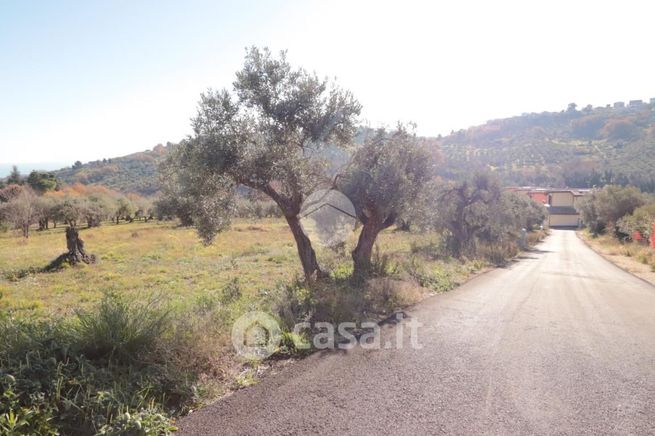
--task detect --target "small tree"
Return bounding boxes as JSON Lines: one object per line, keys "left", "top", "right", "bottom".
{"left": 134, "top": 198, "right": 154, "bottom": 221}
{"left": 53, "top": 196, "right": 85, "bottom": 228}
{"left": 35, "top": 196, "right": 58, "bottom": 230}
{"left": 339, "top": 126, "right": 436, "bottom": 275}
{"left": 435, "top": 173, "right": 504, "bottom": 257}
{"left": 6, "top": 165, "right": 22, "bottom": 185}
{"left": 0, "top": 184, "right": 24, "bottom": 203}
{"left": 578, "top": 185, "right": 646, "bottom": 235}
{"left": 114, "top": 197, "right": 135, "bottom": 224}
{"left": 27, "top": 170, "right": 58, "bottom": 193}
{"left": 0, "top": 187, "right": 39, "bottom": 237}
{"left": 503, "top": 192, "right": 547, "bottom": 230}
{"left": 156, "top": 161, "right": 199, "bottom": 226}
{"left": 83, "top": 194, "right": 113, "bottom": 227}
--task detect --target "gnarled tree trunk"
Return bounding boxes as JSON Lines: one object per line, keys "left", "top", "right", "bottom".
{"left": 65, "top": 227, "right": 95, "bottom": 264}
{"left": 352, "top": 210, "right": 395, "bottom": 277}
{"left": 45, "top": 227, "right": 96, "bottom": 271}
{"left": 285, "top": 215, "right": 323, "bottom": 281}
{"left": 352, "top": 221, "right": 382, "bottom": 277}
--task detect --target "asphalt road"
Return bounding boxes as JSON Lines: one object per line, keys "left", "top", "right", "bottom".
{"left": 178, "top": 230, "right": 655, "bottom": 435}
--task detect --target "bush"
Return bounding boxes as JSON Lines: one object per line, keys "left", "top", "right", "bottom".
{"left": 0, "top": 293, "right": 205, "bottom": 435}
{"left": 578, "top": 185, "right": 647, "bottom": 235}
{"left": 404, "top": 257, "right": 456, "bottom": 293}
{"left": 478, "top": 241, "right": 519, "bottom": 266}
{"left": 76, "top": 292, "right": 170, "bottom": 363}
{"left": 617, "top": 203, "right": 655, "bottom": 241}
{"left": 96, "top": 407, "right": 176, "bottom": 435}
{"left": 369, "top": 246, "right": 400, "bottom": 278}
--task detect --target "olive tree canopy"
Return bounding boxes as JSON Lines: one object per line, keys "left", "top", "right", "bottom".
{"left": 164, "top": 47, "right": 361, "bottom": 280}
{"left": 338, "top": 126, "right": 437, "bottom": 275}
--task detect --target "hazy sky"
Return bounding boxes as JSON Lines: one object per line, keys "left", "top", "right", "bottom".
{"left": 1, "top": 0, "right": 654, "bottom": 165}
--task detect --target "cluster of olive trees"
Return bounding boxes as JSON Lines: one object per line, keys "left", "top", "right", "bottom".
{"left": 162, "top": 47, "right": 438, "bottom": 280}
{"left": 0, "top": 184, "right": 154, "bottom": 238}
{"left": 407, "top": 173, "right": 546, "bottom": 258}
{"left": 577, "top": 185, "right": 648, "bottom": 235}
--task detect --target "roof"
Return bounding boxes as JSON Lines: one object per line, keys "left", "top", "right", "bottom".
{"left": 548, "top": 189, "right": 591, "bottom": 196}
{"left": 547, "top": 206, "right": 579, "bottom": 215}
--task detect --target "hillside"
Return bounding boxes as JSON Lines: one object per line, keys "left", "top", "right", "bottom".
{"left": 438, "top": 100, "right": 655, "bottom": 191}
{"left": 48, "top": 101, "right": 655, "bottom": 194}
{"left": 52, "top": 143, "right": 170, "bottom": 195}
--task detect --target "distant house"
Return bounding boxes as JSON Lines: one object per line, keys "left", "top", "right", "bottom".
{"left": 629, "top": 99, "right": 644, "bottom": 108}
{"left": 546, "top": 190, "right": 587, "bottom": 227}
{"left": 507, "top": 187, "right": 588, "bottom": 227}
{"left": 651, "top": 97, "right": 655, "bottom": 106}
{"left": 614, "top": 101, "right": 625, "bottom": 109}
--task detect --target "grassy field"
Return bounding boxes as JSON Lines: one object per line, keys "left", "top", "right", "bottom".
{"left": 1, "top": 219, "right": 300, "bottom": 316}
{"left": 0, "top": 218, "right": 485, "bottom": 318}
{"left": 1, "top": 219, "right": 535, "bottom": 434}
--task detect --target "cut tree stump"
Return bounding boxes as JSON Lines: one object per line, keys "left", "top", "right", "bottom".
{"left": 44, "top": 227, "right": 96, "bottom": 271}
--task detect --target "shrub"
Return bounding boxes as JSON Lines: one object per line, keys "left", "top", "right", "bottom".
{"left": 0, "top": 293, "right": 206, "bottom": 435}
{"left": 404, "top": 257, "right": 455, "bottom": 293}
{"left": 617, "top": 203, "right": 655, "bottom": 241}
{"left": 578, "top": 185, "right": 647, "bottom": 235}
{"left": 96, "top": 407, "right": 176, "bottom": 435}
{"left": 75, "top": 292, "right": 170, "bottom": 363}
{"left": 478, "top": 241, "right": 519, "bottom": 266}
{"left": 369, "top": 246, "right": 400, "bottom": 278}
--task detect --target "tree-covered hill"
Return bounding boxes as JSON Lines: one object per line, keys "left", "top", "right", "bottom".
{"left": 438, "top": 101, "right": 655, "bottom": 191}
{"left": 47, "top": 100, "right": 655, "bottom": 195}
{"left": 52, "top": 144, "right": 170, "bottom": 195}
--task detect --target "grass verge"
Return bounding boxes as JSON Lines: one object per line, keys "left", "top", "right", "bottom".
{"left": 578, "top": 230, "right": 655, "bottom": 286}
{"left": 0, "top": 219, "right": 545, "bottom": 433}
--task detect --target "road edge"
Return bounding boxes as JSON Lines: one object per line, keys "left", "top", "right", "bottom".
{"left": 576, "top": 231, "right": 655, "bottom": 289}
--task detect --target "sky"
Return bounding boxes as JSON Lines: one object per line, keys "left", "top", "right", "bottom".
{"left": 1, "top": 0, "right": 655, "bottom": 167}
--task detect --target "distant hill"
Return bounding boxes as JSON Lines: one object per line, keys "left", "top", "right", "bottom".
{"left": 45, "top": 100, "right": 655, "bottom": 195}
{"left": 438, "top": 100, "right": 655, "bottom": 191}
{"left": 52, "top": 144, "right": 170, "bottom": 195}
{"left": 0, "top": 162, "right": 68, "bottom": 178}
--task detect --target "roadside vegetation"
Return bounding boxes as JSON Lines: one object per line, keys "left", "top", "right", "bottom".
{"left": 0, "top": 48, "right": 548, "bottom": 434}
{"left": 577, "top": 184, "right": 655, "bottom": 273}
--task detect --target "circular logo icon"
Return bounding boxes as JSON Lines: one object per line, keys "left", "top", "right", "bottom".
{"left": 299, "top": 189, "right": 357, "bottom": 247}
{"left": 231, "top": 311, "right": 282, "bottom": 360}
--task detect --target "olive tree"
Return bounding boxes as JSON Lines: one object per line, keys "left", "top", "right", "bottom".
{"left": 0, "top": 187, "right": 39, "bottom": 238}
{"left": 113, "top": 197, "right": 135, "bottom": 224}
{"left": 502, "top": 192, "right": 546, "bottom": 230}
{"left": 435, "top": 173, "right": 504, "bottom": 257}
{"left": 35, "top": 196, "right": 58, "bottom": 230}
{"left": 338, "top": 126, "right": 436, "bottom": 275}
{"left": 165, "top": 47, "right": 361, "bottom": 280}
{"left": 577, "top": 185, "right": 646, "bottom": 235}
{"left": 0, "top": 184, "right": 24, "bottom": 203}
{"left": 158, "top": 139, "right": 235, "bottom": 234}
{"left": 84, "top": 194, "right": 114, "bottom": 227}
{"left": 157, "top": 154, "right": 207, "bottom": 226}
{"left": 53, "top": 196, "right": 85, "bottom": 228}
{"left": 27, "top": 170, "right": 58, "bottom": 193}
